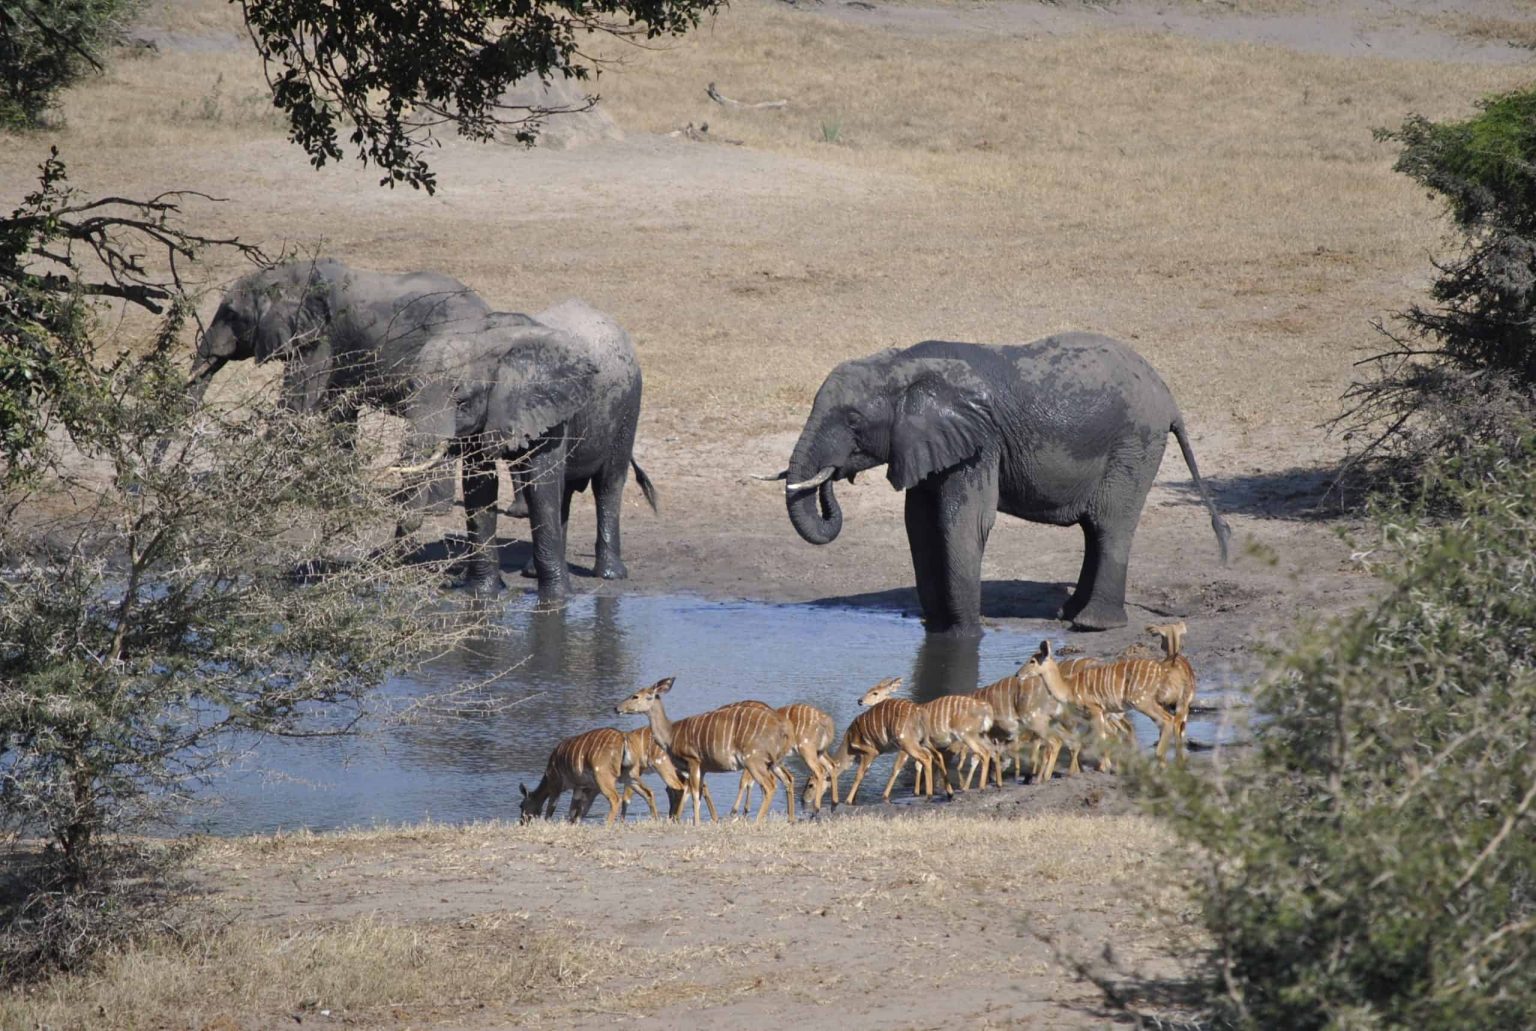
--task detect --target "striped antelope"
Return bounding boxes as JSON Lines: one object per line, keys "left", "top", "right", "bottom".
{"left": 732, "top": 703, "right": 841, "bottom": 816}
{"left": 1024, "top": 639, "right": 1180, "bottom": 769}
{"left": 521, "top": 727, "right": 632, "bottom": 826}
{"left": 921, "top": 694, "right": 996, "bottom": 792}
{"left": 1145, "top": 621, "right": 1197, "bottom": 760}
{"left": 832, "top": 677, "right": 949, "bottom": 803}
{"left": 608, "top": 726, "right": 686, "bottom": 820}
{"left": 614, "top": 678, "right": 796, "bottom": 825}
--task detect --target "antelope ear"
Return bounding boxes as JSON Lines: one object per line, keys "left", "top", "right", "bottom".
{"left": 888, "top": 366, "right": 993, "bottom": 491}
{"left": 654, "top": 676, "right": 675, "bottom": 695}
{"left": 519, "top": 784, "right": 528, "bottom": 799}
{"left": 1037, "top": 640, "right": 1053, "bottom": 660}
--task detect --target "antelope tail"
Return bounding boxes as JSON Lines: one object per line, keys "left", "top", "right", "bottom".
{"left": 1171, "top": 417, "right": 1231, "bottom": 565}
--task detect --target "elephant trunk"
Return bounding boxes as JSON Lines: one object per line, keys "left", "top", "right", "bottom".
{"left": 786, "top": 425, "right": 843, "bottom": 546}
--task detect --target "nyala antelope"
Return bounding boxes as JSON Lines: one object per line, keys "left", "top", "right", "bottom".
{"left": 920, "top": 694, "right": 996, "bottom": 792}
{"left": 732, "top": 703, "right": 841, "bottom": 816}
{"left": 831, "top": 677, "right": 949, "bottom": 803}
{"left": 615, "top": 677, "right": 796, "bottom": 825}
{"left": 1024, "top": 639, "right": 1181, "bottom": 769}
{"left": 1145, "top": 621, "right": 1197, "bottom": 760}
{"left": 521, "top": 727, "right": 646, "bottom": 826}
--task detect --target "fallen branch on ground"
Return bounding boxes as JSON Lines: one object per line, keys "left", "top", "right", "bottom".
{"left": 706, "top": 83, "right": 788, "bottom": 110}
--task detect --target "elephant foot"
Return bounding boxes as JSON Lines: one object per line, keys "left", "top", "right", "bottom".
{"left": 595, "top": 556, "right": 629, "bottom": 580}
{"left": 920, "top": 619, "right": 984, "bottom": 639}
{"left": 1057, "top": 591, "right": 1086, "bottom": 622}
{"left": 465, "top": 571, "right": 506, "bottom": 595}
{"left": 1069, "top": 600, "right": 1129, "bottom": 631}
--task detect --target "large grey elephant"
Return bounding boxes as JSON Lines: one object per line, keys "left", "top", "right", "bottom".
{"left": 193, "top": 260, "right": 655, "bottom": 591}
{"left": 772, "top": 333, "right": 1230, "bottom": 634}
{"left": 393, "top": 301, "right": 656, "bottom": 596}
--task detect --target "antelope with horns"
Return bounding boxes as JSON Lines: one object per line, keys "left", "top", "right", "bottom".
{"left": 521, "top": 728, "right": 634, "bottom": 826}
{"left": 732, "top": 703, "right": 841, "bottom": 816}
{"left": 832, "top": 677, "right": 949, "bottom": 803}
{"left": 614, "top": 678, "right": 796, "bottom": 825}
{"left": 1023, "top": 640, "right": 1179, "bottom": 770}
{"left": 921, "top": 694, "right": 996, "bottom": 792}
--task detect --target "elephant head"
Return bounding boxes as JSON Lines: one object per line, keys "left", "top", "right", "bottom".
{"left": 783, "top": 348, "right": 996, "bottom": 545}
{"left": 189, "top": 261, "right": 337, "bottom": 409}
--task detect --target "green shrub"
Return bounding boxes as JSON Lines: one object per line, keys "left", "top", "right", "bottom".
{"left": 1133, "top": 443, "right": 1536, "bottom": 1030}
{"left": 1343, "top": 85, "right": 1536, "bottom": 478}
{"left": 0, "top": 0, "right": 138, "bottom": 129}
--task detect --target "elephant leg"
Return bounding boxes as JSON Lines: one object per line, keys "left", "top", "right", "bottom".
{"left": 924, "top": 458, "right": 999, "bottom": 636}
{"left": 592, "top": 460, "right": 631, "bottom": 581}
{"left": 904, "top": 488, "right": 949, "bottom": 631}
{"left": 461, "top": 452, "right": 503, "bottom": 594}
{"left": 1068, "top": 519, "right": 1133, "bottom": 631}
{"left": 1059, "top": 524, "right": 1100, "bottom": 622}
{"left": 521, "top": 480, "right": 574, "bottom": 579}
{"left": 523, "top": 443, "right": 572, "bottom": 598}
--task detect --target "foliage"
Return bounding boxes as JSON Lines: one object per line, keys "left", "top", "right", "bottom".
{"left": 0, "top": 0, "right": 137, "bottom": 129}
{"left": 0, "top": 153, "right": 494, "bottom": 977}
{"left": 1341, "top": 85, "right": 1536, "bottom": 479}
{"left": 1129, "top": 442, "right": 1536, "bottom": 1030}
{"left": 237, "top": 0, "right": 726, "bottom": 192}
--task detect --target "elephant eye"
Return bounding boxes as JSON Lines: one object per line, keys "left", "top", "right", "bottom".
{"left": 846, "top": 411, "right": 864, "bottom": 430}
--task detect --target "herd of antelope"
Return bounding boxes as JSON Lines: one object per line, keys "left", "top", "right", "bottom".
{"left": 518, "top": 621, "right": 1199, "bottom": 825}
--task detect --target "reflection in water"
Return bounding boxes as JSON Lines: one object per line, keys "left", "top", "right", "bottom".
{"left": 199, "top": 594, "right": 1245, "bottom": 833}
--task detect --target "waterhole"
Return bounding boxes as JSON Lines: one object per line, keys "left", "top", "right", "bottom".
{"left": 198, "top": 594, "right": 1249, "bottom": 833}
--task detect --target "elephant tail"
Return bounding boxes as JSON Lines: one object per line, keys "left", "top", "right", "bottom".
{"left": 1171, "top": 418, "right": 1231, "bottom": 565}
{"left": 631, "top": 459, "right": 660, "bottom": 513}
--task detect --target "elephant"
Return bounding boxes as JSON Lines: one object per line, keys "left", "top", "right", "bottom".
{"left": 772, "top": 333, "right": 1230, "bottom": 634}
{"left": 192, "top": 260, "right": 656, "bottom": 592}
{"left": 189, "top": 258, "right": 495, "bottom": 519}
{"left": 394, "top": 300, "right": 656, "bottom": 595}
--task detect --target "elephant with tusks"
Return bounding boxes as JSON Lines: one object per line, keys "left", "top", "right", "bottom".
{"left": 192, "top": 259, "right": 655, "bottom": 595}
{"left": 766, "top": 334, "right": 1229, "bottom": 634}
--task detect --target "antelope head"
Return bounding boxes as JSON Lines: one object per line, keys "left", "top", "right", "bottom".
{"left": 1145, "top": 621, "right": 1187, "bottom": 659}
{"left": 615, "top": 676, "right": 675, "bottom": 716}
{"left": 858, "top": 676, "right": 903, "bottom": 707}
{"left": 1020, "top": 640, "right": 1073, "bottom": 705}
{"left": 518, "top": 783, "right": 539, "bottom": 825}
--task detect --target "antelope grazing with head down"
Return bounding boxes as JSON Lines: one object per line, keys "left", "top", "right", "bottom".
{"left": 521, "top": 727, "right": 632, "bottom": 825}
{"left": 832, "top": 677, "right": 948, "bottom": 803}
{"left": 615, "top": 678, "right": 796, "bottom": 825}
{"left": 1023, "top": 639, "right": 1180, "bottom": 769}
{"left": 732, "top": 703, "right": 841, "bottom": 816}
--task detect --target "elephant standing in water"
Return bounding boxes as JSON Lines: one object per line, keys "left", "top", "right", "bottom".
{"left": 773, "top": 333, "right": 1230, "bottom": 634}
{"left": 193, "top": 260, "right": 655, "bottom": 593}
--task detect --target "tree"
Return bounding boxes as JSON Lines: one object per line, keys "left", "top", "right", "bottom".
{"left": 0, "top": 0, "right": 136, "bottom": 129}
{"left": 1122, "top": 446, "right": 1536, "bottom": 1029}
{"left": 1339, "top": 85, "right": 1536, "bottom": 477}
{"left": 238, "top": 0, "right": 727, "bottom": 192}
{"left": 0, "top": 152, "right": 493, "bottom": 978}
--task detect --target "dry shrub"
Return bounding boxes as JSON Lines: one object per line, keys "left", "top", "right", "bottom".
{"left": 0, "top": 910, "right": 613, "bottom": 1029}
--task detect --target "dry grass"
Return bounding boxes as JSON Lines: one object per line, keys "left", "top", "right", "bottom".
{"left": 1445, "top": 14, "right": 1536, "bottom": 48}
{"left": 9, "top": 0, "right": 1526, "bottom": 452}
{"left": 0, "top": 910, "right": 619, "bottom": 1030}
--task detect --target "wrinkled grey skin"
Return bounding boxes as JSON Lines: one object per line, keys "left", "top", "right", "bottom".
{"left": 421, "top": 300, "right": 656, "bottom": 596}
{"left": 191, "top": 258, "right": 495, "bottom": 521}
{"left": 782, "top": 334, "right": 1230, "bottom": 634}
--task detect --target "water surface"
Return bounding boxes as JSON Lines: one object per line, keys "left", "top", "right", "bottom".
{"left": 198, "top": 594, "right": 1247, "bottom": 833}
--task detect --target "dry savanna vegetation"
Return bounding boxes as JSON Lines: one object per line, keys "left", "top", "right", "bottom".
{"left": 6, "top": 0, "right": 1536, "bottom": 1026}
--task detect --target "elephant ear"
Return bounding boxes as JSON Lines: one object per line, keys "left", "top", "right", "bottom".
{"left": 486, "top": 327, "right": 601, "bottom": 451}
{"left": 887, "top": 363, "right": 994, "bottom": 491}
{"left": 253, "top": 263, "right": 330, "bottom": 362}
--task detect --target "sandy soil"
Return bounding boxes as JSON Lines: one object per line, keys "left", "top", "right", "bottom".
{"left": 7, "top": 0, "right": 1536, "bottom": 1026}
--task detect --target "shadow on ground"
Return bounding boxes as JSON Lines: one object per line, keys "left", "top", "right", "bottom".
{"left": 1166, "top": 464, "right": 1347, "bottom": 522}
{"left": 809, "top": 578, "right": 1072, "bottom": 623}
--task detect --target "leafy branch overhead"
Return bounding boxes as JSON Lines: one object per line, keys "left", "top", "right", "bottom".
{"left": 237, "top": 0, "right": 727, "bottom": 192}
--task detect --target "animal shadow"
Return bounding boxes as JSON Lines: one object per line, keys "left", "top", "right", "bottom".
{"left": 808, "top": 579, "right": 1071, "bottom": 623}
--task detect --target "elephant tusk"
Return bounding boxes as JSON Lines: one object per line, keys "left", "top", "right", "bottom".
{"left": 786, "top": 466, "right": 836, "bottom": 492}
{"left": 751, "top": 470, "right": 788, "bottom": 481}
{"left": 388, "top": 441, "right": 452, "bottom": 475}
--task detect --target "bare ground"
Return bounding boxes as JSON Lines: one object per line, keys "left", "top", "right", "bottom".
{"left": 6, "top": 0, "right": 1536, "bottom": 1026}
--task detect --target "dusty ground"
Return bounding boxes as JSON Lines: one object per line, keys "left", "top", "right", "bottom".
{"left": 6, "top": 0, "right": 1535, "bottom": 1026}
